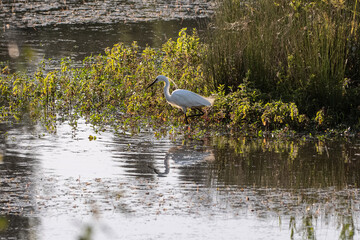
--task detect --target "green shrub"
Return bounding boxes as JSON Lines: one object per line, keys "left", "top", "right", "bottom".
{"left": 209, "top": 71, "right": 306, "bottom": 131}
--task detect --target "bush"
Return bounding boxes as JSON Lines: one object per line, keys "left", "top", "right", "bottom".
{"left": 209, "top": 71, "right": 307, "bottom": 131}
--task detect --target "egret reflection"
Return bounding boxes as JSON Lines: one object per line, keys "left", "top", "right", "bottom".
{"left": 149, "top": 145, "right": 214, "bottom": 176}
{"left": 8, "top": 42, "right": 20, "bottom": 59}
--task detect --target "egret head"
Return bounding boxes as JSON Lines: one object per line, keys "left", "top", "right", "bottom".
{"left": 146, "top": 75, "right": 168, "bottom": 89}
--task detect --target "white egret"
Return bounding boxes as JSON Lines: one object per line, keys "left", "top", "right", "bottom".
{"left": 146, "top": 75, "right": 214, "bottom": 124}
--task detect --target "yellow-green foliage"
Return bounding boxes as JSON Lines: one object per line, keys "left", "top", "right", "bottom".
{"left": 0, "top": 29, "right": 209, "bottom": 133}
{"left": 210, "top": 72, "right": 307, "bottom": 131}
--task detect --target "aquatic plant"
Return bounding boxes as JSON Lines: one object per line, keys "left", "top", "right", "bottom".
{"left": 209, "top": 71, "right": 307, "bottom": 132}
{"left": 0, "top": 29, "right": 210, "bottom": 136}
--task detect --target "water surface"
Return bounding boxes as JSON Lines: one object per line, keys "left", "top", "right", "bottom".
{"left": 1, "top": 1, "right": 360, "bottom": 239}
{"left": 0, "top": 122, "right": 359, "bottom": 239}
{"left": 1, "top": 19, "right": 209, "bottom": 72}
{"left": 0, "top": 0, "right": 213, "bottom": 72}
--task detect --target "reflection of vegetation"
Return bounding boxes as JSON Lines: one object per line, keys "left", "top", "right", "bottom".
{"left": 207, "top": 136, "right": 360, "bottom": 239}
{"left": 289, "top": 216, "right": 296, "bottom": 239}
{"left": 289, "top": 215, "right": 317, "bottom": 240}
{"left": 78, "top": 225, "right": 93, "bottom": 240}
{"left": 339, "top": 216, "right": 355, "bottom": 240}
{"left": 210, "top": 136, "right": 360, "bottom": 188}
{"left": 287, "top": 213, "right": 356, "bottom": 239}
{"left": 302, "top": 215, "right": 316, "bottom": 240}
{"left": 0, "top": 216, "right": 8, "bottom": 232}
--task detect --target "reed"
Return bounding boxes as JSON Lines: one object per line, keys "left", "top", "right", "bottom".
{"left": 205, "top": 0, "right": 360, "bottom": 124}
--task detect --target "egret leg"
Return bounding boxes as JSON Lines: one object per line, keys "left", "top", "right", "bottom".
{"left": 184, "top": 113, "right": 189, "bottom": 124}
{"left": 187, "top": 108, "right": 204, "bottom": 118}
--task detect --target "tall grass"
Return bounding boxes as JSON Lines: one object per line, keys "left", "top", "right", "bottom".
{"left": 205, "top": 0, "right": 360, "bottom": 124}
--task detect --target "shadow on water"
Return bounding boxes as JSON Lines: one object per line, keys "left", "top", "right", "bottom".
{"left": 0, "top": 121, "right": 359, "bottom": 239}
{"left": 0, "top": 0, "right": 213, "bottom": 73}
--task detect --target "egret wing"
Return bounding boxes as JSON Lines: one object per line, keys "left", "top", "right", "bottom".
{"left": 170, "top": 89, "right": 212, "bottom": 109}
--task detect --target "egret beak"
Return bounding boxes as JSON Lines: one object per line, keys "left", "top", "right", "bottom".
{"left": 146, "top": 79, "right": 157, "bottom": 90}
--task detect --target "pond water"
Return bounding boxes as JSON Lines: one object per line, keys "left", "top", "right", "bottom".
{"left": 1, "top": 1, "right": 360, "bottom": 239}
{"left": 0, "top": 18, "right": 209, "bottom": 72}
{"left": 0, "top": 0, "right": 213, "bottom": 72}
{"left": 0, "top": 121, "right": 359, "bottom": 239}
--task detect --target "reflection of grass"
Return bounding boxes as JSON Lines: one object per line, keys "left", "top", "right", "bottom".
{"left": 339, "top": 216, "right": 355, "bottom": 239}
{"left": 303, "top": 215, "right": 316, "bottom": 240}
{"left": 78, "top": 225, "right": 93, "bottom": 240}
{"left": 211, "top": 136, "right": 360, "bottom": 189}
{"left": 209, "top": 135, "right": 360, "bottom": 239}
{"left": 0, "top": 216, "right": 8, "bottom": 232}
